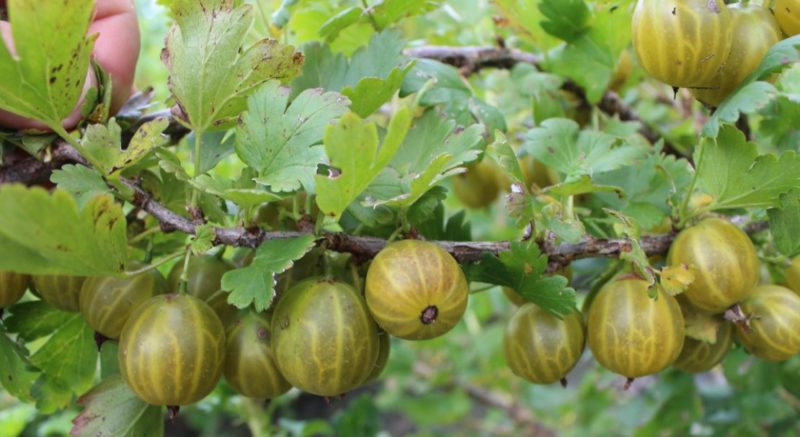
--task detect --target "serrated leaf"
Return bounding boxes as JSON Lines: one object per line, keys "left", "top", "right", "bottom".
{"left": 342, "top": 63, "right": 414, "bottom": 118}
{"left": 541, "top": 2, "right": 631, "bottom": 103}
{"left": 464, "top": 240, "right": 576, "bottom": 317}
{"left": 293, "top": 30, "right": 408, "bottom": 117}
{"left": 317, "top": 109, "right": 411, "bottom": 219}
{"left": 768, "top": 190, "right": 800, "bottom": 257}
{"left": 695, "top": 126, "right": 800, "bottom": 211}
{"left": 81, "top": 118, "right": 168, "bottom": 177}
{"left": 50, "top": 165, "right": 110, "bottom": 209}
{"left": 4, "top": 301, "right": 75, "bottom": 342}
{"left": 190, "top": 224, "right": 216, "bottom": 255}
{"left": 371, "top": 0, "right": 441, "bottom": 28}
{"left": 369, "top": 110, "right": 484, "bottom": 207}
{"left": 72, "top": 375, "right": 164, "bottom": 437}
{"left": 319, "top": 6, "right": 362, "bottom": 42}
{"left": 594, "top": 149, "right": 693, "bottom": 231}
{"left": 545, "top": 176, "right": 623, "bottom": 197}
{"left": 538, "top": 0, "right": 591, "bottom": 41}
{"left": 163, "top": 0, "right": 303, "bottom": 131}
{"left": 192, "top": 130, "right": 235, "bottom": 174}
{"left": 191, "top": 172, "right": 284, "bottom": 210}
{"left": 221, "top": 235, "right": 316, "bottom": 311}
{"left": 703, "top": 36, "right": 800, "bottom": 137}
{"left": 0, "top": 186, "right": 127, "bottom": 276}
{"left": 236, "top": 81, "right": 349, "bottom": 193}
{"left": 30, "top": 314, "right": 98, "bottom": 413}
{"left": 400, "top": 59, "right": 507, "bottom": 133}
{"left": 0, "top": 325, "right": 38, "bottom": 402}
{"left": 0, "top": 0, "right": 95, "bottom": 128}
{"left": 525, "top": 118, "right": 647, "bottom": 178}
{"left": 660, "top": 264, "right": 695, "bottom": 297}
{"left": 486, "top": 132, "right": 525, "bottom": 188}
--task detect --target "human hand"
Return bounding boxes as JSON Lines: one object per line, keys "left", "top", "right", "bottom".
{"left": 0, "top": 0, "right": 140, "bottom": 130}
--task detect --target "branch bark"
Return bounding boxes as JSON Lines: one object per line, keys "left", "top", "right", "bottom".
{"left": 404, "top": 45, "right": 679, "bottom": 155}
{"left": 3, "top": 140, "right": 768, "bottom": 267}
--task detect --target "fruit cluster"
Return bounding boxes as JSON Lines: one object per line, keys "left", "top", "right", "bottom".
{"left": 0, "top": 239, "right": 470, "bottom": 408}
{"left": 632, "top": 0, "right": 798, "bottom": 106}
{"left": 504, "top": 218, "right": 800, "bottom": 387}
{"left": 2, "top": 218, "right": 799, "bottom": 408}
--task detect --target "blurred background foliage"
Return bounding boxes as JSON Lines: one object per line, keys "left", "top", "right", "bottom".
{"left": 1, "top": 0, "right": 799, "bottom": 436}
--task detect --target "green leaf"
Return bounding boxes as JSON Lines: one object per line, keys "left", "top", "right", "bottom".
{"left": 319, "top": 7, "right": 362, "bottom": 42}
{"left": 164, "top": 0, "right": 303, "bottom": 131}
{"left": 464, "top": 240, "right": 577, "bottom": 317}
{"left": 493, "top": 0, "right": 561, "bottom": 49}
{"left": 695, "top": 126, "right": 800, "bottom": 211}
{"left": 768, "top": 191, "right": 800, "bottom": 257}
{"left": 758, "top": 95, "right": 800, "bottom": 152}
{"left": 72, "top": 376, "right": 164, "bottom": 437}
{"left": 342, "top": 63, "right": 414, "bottom": 118}
{"left": 190, "top": 224, "right": 216, "bottom": 255}
{"left": 81, "top": 118, "right": 169, "bottom": 177}
{"left": 30, "top": 314, "right": 98, "bottom": 413}
{"left": 369, "top": 110, "right": 484, "bottom": 207}
{"left": 525, "top": 118, "right": 648, "bottom": 178}
{"left": 0, "top": 325, "right": 38, "bottom": 402}
{"left": 221, "top": 235, "right": 316, "bottom": 311}
{"left": 317, "top": 109, "right": 411, "bottom": 219}
{"left": 292, "top": 30, "right": 409, "bottom": 117}
{"left": 4, "top": 301, "right": 75, "bottom": 343}
{"left": 703, "top": 36, "right": 800, "bottom": 137}
{"left": 50, "top": 165, "right": 110, "bottom": 209}
{"left": 0, "top": 0, "right": 95, "bottom": 128}
{"left": 194, "top": 130, "right": 234, "bottom": 174}
{"left": 236, "top": 81, "right": 349, "bottom": 193}
{"left": 486, "top": 132, "right": 525, "bottom": 189}
{"left": 191, "top": 171, "right": 284, "bottom": 210}
{"left": 538, "top": 0, "right": 591, "bottom": 41}
{"left": 542, "top": 2, "right": 631, "bottom": 103}
{"left": 371, "top": 0, "right": 441, "bottom": 28}
{"left": 400, "top": 59, "right": 507, "bottom": 133}
{"left": 594, "top": 149, "right": 693, "bottom": 230}
{"left": 701, "top": 81, "right": 778, "bottom": 138}
{"left": 0, "top": 186, "right": 127, "bottom": 276}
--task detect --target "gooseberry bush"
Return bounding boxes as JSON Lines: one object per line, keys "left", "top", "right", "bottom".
{"left": 1, "top": 0, "right": 800, "bottom": 435}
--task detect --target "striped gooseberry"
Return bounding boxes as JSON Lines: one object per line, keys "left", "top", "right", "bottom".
{"left": 168, "top": 255, "right": 239, "bottom": 326}
{"left": 691, "top": 4, "right": 782, "bottom": 106}
{"left": 632, "top": 0, "right": 733, "bottom": 88}
{"left": 365, "top": 240, "right": 469, "bottom": 340}
{"left": 667, "top": 218, "right": 759, "bottom": 314}
{"left": 0, "top": 270, "right": 29, "bottom": 312}
{"left": 272, "top": 279, "right": 379, "bottom": 396}
{"left": 31, "top": 274, "right": 85, "bottom": 312}
{"left": 79, "top": 262, "right": 168, "bottom": 339}
{"left": 776, "top": 0, "right": 800, "bottom": 36}
{"left": 736, "top": 285, "right": 800, "bottom": 362}
{"left": 118, "top": 294, "right": 226, "bottom": 406}
{"left": 503, "top": 303, "right": 585, "bottom": 385}
{"left": 223, "top": 313, "right": 291, "bottom": 399}
{"left": 587, "top": 276, "right": 685, "bottom": 380}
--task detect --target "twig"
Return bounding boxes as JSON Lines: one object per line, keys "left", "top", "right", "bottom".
{"left": 1, "top": 140, "right": 768, "bottom": 265}
{"left": 405, "top": 45, "right": 681, "bottom": 156}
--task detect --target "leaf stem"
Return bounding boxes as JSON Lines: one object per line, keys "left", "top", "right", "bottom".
{"left": 361, "top": 0, "right": 380, "bottom": 31}
{"left": 178, "top": 246, "right": 193, "bottom": 294}
{"left": 52, "top": 126, "right": 104, "bottom": 172}
{"left": 190, "top": 131, "right": 203, "bottom": 208}
{"left": 677, "top": 141, "right": 705, "bottom": 228}
{"left": 125, "top": 250, "right": 184, "bottom": 277}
